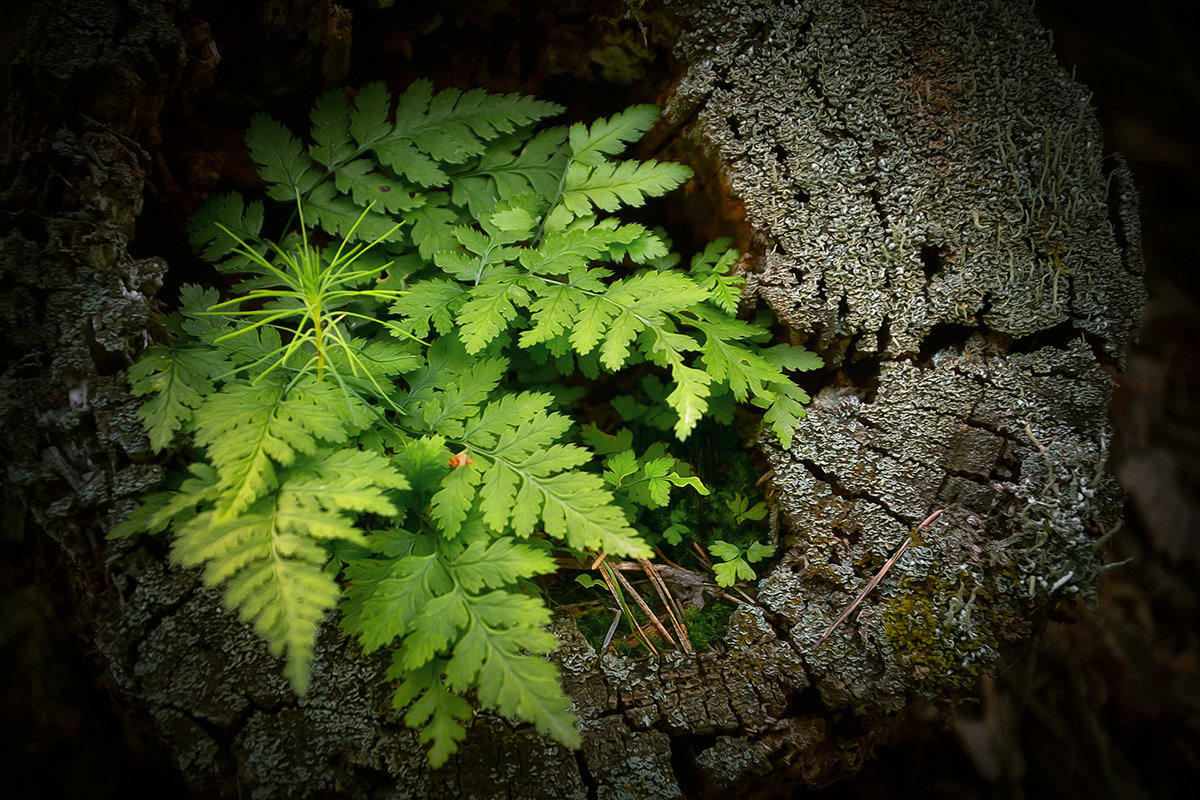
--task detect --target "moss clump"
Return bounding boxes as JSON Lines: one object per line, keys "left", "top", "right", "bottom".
{"left": 681, "top": 603, "right": 735, "bottom": 650}
{"left": 881, "top": 575, "right": 1002, "bottom": 696}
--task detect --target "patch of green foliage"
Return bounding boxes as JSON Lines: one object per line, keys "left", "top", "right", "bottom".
{"left": 681, "top": 604, "right": 736, "bottom": 650}
{"left": 113, "top": 80, "right": 820, "bottom": 767}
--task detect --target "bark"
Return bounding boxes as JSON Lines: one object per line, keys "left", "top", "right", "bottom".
{"left": 0, "top": 1, "right": 1143, "bottom": 798}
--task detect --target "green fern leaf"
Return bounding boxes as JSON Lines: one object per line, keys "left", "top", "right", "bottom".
{"left": 689, "top": 239, "right": 744, "bottom": 315}
{"left": 171, "top": 499, "right": 340, "bottom": 695}
{"left": 128, "top": 341, "right": 228, "bottom": 452}
{"left": 334, "top": 158, "right": 423, "bottom": 213}
{"left": 393, "top": 80, "right": 563, "bottom": 164}
{"left": 447, "top": 591, "right": 579, "bottom": 747}
{"left": 279, "top": 449, "right": 409, "bottom": 522}
{"left": 451, "top": 127, "right": 567, "bottom": 217}
{"left": 309, "top": 90, "right": 356, "bottom": 170}
{"left": 411, "top": 353, "right": 507, "bottom": 438}
{"left": 760, "top": 342, "right": 824, "bottom": 373}
{"left": 109, "top": 462, "right": 220, "bottom": 539}
{"left": 430, "top": 459, "right": 482, "bottom": 537}
{"left": 189, "top": 193, "right": 266, "bottom": 267}
{"left": 305, "top": 182, "right": 402, "bottom": 243}
{"left": 194, "top": 375, "right": 359, "bottom": 518}
{"left": 390, "top": 278, "right": 466, "bottom": 339}
{"left": 761, "top": 382, "right": 812, "bottom": 449}
{"left": 519, "top": 280, "right": 580, "bottom": 348}
{"left": 559, "top": 159, "right": 693, "bottom": 218}
{"left": 375, "top": 138, "right": 447, "bottom": 187}
{"left": 390, "top": 658, "right": 472, "bottom": 768}
{"left": 344, "top": 546, "right": 451, "bottom": 653}
{"left": 518, "top": 226, "right": 617, "bottom": 275}
{"left": 347, "top": 81, "right": 394, "bottom": 151}
{"left": 246, "top": 113, "right": 323, "bottom": 201}
{"left": 568, "top": 104, "right": 660, "bottom": 166}
{"left": 594, "top": 271, "right": 709, "bottom": 370}
{"left": 444, "top": 538, "right": 557, "bottom": 593}
{"left": 168, "top": 447, "right": 406, "bottom": 694}
{"left": 664, "top": 361, "right": 713, "bottom": 440}
{"left": 688, "top": 314, "right": 786, "bottom": 402}
{"left": 457, "top": 268, "right": 532, "bottom": 354}
{"left": 398, "top": 589, "right": 471, "bottom": 670}
{"left": 407, "top": 198, "right": 462, "bottom": 259}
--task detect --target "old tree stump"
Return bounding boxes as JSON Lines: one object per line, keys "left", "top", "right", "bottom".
{"left": 0, "top": 0, "right": 1145, "bottom": 797}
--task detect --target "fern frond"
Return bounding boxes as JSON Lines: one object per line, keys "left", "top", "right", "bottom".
{"left": 568, "top": 104, "right": 660, "bottom": 165}
{"left": 447, "top": 590, "right": 578, "bottom": 747}
{"left": 128, "top": 341, "right": 229, "bottom": 452}
{"left": 390, "top": 278, "right": 466, "bottom": 339}
{"left": 109, "top": 462, "right": 220, "bottom": 538}
{"left": 456, "top": 267, "right": 533, "bottom": 354}
{"left": 594, "top": 271, "right": 709, "bottom": 370}
{"left": 348, "top": 528, "right": 573, "bottom": 766}
{"left": 189, "top": 193, "right": 266, "bottom": 268}
{"left": 445, "top": 538, "right": 557, "bottom": 592}
{"left": 687, "top": 313, "right": 787, "bottom": 402}
{"left": 350, "top": 79, "right": 563, "bottom": 185}
{"left": 246, "top": 114, "right": 323, "bottom": 201}
{"left": 761, "top": 382, "right": 814, "bottom": 449}
{"left": 308, "top": 90, "right": 356, "bottom": 170}
{"left": 392, "top": 80, "right": 564, "bottom": 164}
{"left": 167, "top": 446, "right": 405, "bottom": 694}
{"left": 305, "top": 182, "right": 403, "bottom": 243}
{"left": 450, "top": 127, "right": 568, "bottom": 217}
{"left": 689, "top": 239, "right": 744, "bottom": 315}
{"left": 558, "top": 159, "right": 693, "bottom": 219}
{"left": 463, "top": 408, "right": 649, "bottom": 556}
{"left": 407, "top": 197, "right": 462, "bottom": 259}
{"left": 279, "top": 449, "right": 409, "bottom": 522}
{"left": 334, "top": 158, "right": 424, "bottom": 213}
{"left": 390, "top": 658, "right": 472, "bottom": 768}
{"left": 171, "top": 498, "right": 338, "bottom": 695}
{"left": 343, "top": 544, "right": 449, "bottom": 653}
{"left": 194, "top": 375, "right": 359, "bottom": 518}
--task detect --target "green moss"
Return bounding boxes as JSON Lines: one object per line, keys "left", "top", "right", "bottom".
{"left": 571, "top": 603, "right": 641, "bottom": 657}
{"left": 682, "top": 603, "right": 735, "bottom": 650}
{"left": 881, "top": 574, "right": 1003, "bottom": 696}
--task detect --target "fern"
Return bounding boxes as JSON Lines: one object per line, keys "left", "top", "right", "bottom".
{"left": 114, "top": 79, "right": 821, "bottom": 767}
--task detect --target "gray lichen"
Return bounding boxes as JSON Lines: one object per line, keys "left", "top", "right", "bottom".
{"left": 658, "top": 0, "right": 1141, "bottom": 718}
{"left": 666, "top": 0, "right": 1144, "bottom": 359}
{"left": 758, "top": 337, "right": 1124, "bottom": 706}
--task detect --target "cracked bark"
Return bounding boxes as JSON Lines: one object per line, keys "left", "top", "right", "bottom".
{"left": 0, "top": 0, "right": 1142, "bottom": 798}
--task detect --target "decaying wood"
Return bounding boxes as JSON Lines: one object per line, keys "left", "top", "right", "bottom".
{"left": 0, "top": 0, "right": 1143, "bottom": 797}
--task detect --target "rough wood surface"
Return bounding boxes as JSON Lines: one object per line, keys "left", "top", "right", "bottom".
{"left": 659, "top": 0, "right": 1141, "bottom": 713}
{"left": 0, "top": 1, "right": 1144, "bottom": 798}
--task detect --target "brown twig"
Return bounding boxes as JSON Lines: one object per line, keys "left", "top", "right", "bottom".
{"left": 594, "top": 556, "right": 659, "bottom": 656}
{"left": 639, "top": 557, "right": 693, "bottom": 654}
{"left": 732, "top": 585, "right": 759, "bottom": 606}
{"left": 814, "top": 509, "right": 944, "bottom": 650}
{"left": 611, "top": 564, "right": 676, "bottom": 647}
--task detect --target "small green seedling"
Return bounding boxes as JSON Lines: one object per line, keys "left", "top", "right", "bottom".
{"left": 709, "top": 539, "right": 777, "bottom": 587}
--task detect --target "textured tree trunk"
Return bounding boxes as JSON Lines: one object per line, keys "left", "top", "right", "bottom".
{"left": 0, "top": 1, "right": 1143, "bottom": 798}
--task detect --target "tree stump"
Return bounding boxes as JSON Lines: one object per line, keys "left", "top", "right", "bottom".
{"left": 0, "top": 1, "right": 1144, "bottom": 797}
